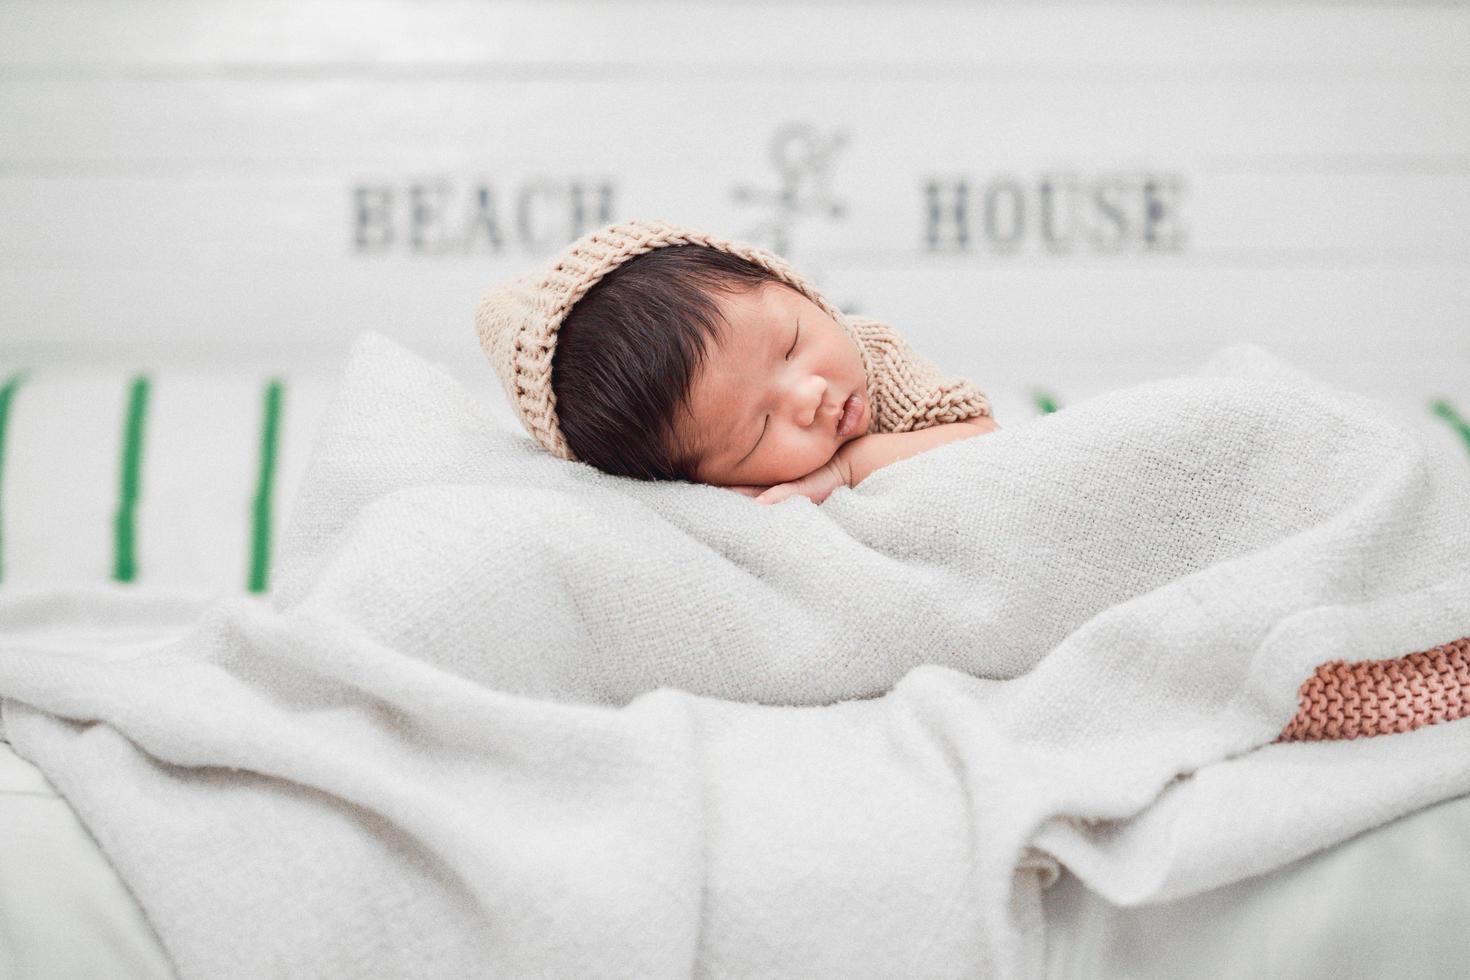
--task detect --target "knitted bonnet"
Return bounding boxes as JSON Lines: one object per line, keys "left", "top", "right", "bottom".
{"left": 474, "top": 218, "right": 862, "bottom": 462}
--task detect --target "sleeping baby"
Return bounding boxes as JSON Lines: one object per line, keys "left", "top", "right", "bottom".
{"left": 475, "top": 218, "right": 997, "bottom": 505}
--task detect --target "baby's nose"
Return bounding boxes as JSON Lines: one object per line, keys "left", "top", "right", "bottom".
{"left": 797, "top": 374, "right": 827, "bottom": 427}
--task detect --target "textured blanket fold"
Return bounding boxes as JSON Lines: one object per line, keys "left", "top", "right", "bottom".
{"left": 2, "top": 333, "right": 1469, "bottom": 978}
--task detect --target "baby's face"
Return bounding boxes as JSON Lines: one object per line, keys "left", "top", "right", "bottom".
{"left": 676, "top": 282, "right": 870, "bottom": 487}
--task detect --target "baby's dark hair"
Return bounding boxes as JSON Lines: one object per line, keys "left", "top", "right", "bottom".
{"left": 552, "top": 244, "right": 790, "bottom": 481}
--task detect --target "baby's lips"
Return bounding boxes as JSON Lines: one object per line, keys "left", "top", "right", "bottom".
{"left": 836, "top": 393, "right": 864, "bottom": 438}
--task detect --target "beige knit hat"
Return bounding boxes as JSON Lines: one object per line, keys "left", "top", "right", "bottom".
{"left": 474, "top": 218, "right": 857, "bottom": 462}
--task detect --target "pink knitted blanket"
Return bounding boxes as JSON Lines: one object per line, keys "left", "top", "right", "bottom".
{"left": 1276, "top": 636, "right": 1470, "bottom": 742}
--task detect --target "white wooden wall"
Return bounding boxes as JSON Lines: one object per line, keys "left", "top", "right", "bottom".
{"left": 2, "top": 0, "right": 1468, "bottom": 414}
{"left": 2, "top": 1, "right": 1468, "bottom": 591}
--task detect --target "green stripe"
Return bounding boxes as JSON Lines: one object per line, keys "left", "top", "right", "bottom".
{"left": 0, "top": 371, "right": 28, "bottom": 584}
{"left": 1033, "top": 390, "right": 1060, "bottom": 415}
{"left": 113, "top": 376, "right": 151, "bottom": 583}
{"left": 1431, "top": 398, "right": 1470, "bottom": 459}
{"left": 248, "top": 379, "right": 285, "bottom": 593}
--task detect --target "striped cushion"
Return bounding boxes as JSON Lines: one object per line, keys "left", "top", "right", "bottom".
{"left": 0, "top": 368, "right": 332, "bottom": 594}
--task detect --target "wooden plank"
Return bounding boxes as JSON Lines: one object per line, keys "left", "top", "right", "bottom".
{"left": 2, "top": 76, "right": 1468, "bottom": 173}
{"left": 830, "top": 265, "right": 1470, "bottom": 366}
{"left": 2, "top": 257, "right": 1466, "bottom": 370}
{"left": 4, "top": 3, "right": 1469, "bottom": 74}
{"left": 2, "top": 170, "right": 1466, "bottom": 267}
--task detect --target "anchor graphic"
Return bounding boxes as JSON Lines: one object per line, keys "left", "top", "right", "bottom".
{"left": 731, "top": 123, "right": 848, "bottom": 256}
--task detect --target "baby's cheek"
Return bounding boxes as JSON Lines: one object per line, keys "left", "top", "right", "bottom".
{"left": 797, "top": 432, "right": 841, "bottom": 475}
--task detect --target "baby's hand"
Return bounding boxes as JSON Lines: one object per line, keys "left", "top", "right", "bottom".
{"left": 754, "top": 455, "right": 853, "bottom": 506}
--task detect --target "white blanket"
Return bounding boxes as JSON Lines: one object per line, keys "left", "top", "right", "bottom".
{"left": 2, "top": 333, "right": 1469, "bottom": 978}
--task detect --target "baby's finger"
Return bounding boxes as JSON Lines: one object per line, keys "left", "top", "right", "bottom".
{"left": 756, "top": 485, "right": 796, "bottom": 505}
